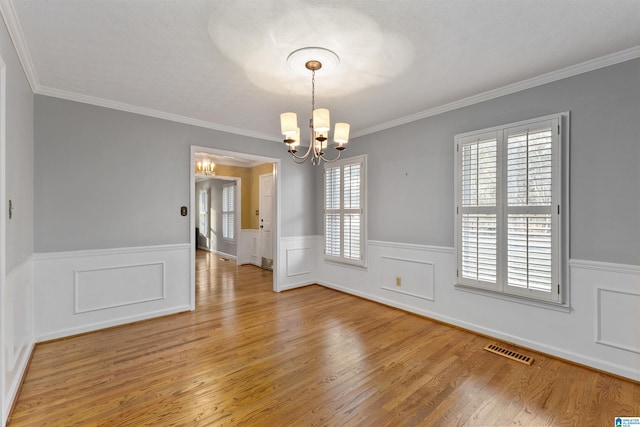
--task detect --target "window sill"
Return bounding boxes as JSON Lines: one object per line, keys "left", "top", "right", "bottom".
{"left": 455, "top": 283, "right": 571, "bottom": 313}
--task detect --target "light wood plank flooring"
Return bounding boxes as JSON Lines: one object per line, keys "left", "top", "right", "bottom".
{"left": 9, "top": 250, "right": 639, "bottom": 426}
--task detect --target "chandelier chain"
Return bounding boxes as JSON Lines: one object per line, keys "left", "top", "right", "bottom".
{"left": 311, "top": 69, "right": 316, "bottom": 116}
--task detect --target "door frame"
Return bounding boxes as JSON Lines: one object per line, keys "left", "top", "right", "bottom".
{"left": 0, "top": 53, "right": 6, "bottom": 426}
{"left": 189, "top": 146, "right": 281, "bottom": 309}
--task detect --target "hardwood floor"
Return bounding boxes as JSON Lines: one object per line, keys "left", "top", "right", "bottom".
{"left": 9, "top": 250, "right": 639, "bottom": 426}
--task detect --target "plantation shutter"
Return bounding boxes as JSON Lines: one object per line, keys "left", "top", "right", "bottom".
{"left": 325, "top": 166, "right": 341, "bottom": 257}
{"left": 343, "top": 163, "right": 362, "bottom": 260}
{"left": 458, "top": 132, "right": 499, "bottom": 290}
{"left": 456, "top": 115, "right": 562, "bottom": 303}
{"left": 223, "top": 184, "right": 235, "bottom": 240}
{"left": 504, "top": 120, "right": 558, "bottom": 298}
{"left": 324, "top": 157, "right": 364, "bottom": 264}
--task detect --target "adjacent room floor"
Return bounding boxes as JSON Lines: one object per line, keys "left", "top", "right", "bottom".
{"left": 9, "top": 250, "right": 639, "bottom": 426}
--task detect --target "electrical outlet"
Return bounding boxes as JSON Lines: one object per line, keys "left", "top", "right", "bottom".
{"left": 395, "top": 276, "right": 402, "bottom": 287}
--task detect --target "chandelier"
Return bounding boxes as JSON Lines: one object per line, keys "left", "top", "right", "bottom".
{"left": 195, "top": 156, "right": 215, "bottom": 176}
{"left": 280, "top": 47, "right": 350, "bottom": 165}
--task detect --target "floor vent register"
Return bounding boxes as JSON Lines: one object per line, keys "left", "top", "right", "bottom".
{"left": 484, "top": 343, "right": 534, "bottom": 366}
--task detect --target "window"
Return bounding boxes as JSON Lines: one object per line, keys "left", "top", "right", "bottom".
{"left": 324, "top": 155, "right": 366, "bottom": 266}
{"left": 455, "top": 113, "right": 566, "bottom": 304}
{"left": 222, "top": 183, "right": 235, "bottom": 241}
{"left": 198, "top": 189, "right": 209, "bottom": 236}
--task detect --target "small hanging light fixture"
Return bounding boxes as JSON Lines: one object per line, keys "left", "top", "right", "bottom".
{"left": 195, "top": 156, "right": 215, "bottom": 176}
{"left": 280, "top": 47, "right": 350, "bottom": 165}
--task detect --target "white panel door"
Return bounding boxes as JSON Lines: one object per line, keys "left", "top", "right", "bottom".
{"left": 259, "top": 173, "right": 273, "bottom": 269}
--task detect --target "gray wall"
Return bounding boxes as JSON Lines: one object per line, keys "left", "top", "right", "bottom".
{"left": 1, "top": 18, "right": 34, "bottom": 271}
{"left": 34, "top": 96, "right": 316, "bottom": 252}
{"left": 342, "top": 58, "right": 640, "bottom": 265}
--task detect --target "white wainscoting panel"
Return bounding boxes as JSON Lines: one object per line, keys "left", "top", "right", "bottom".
{"left": 381, "top": 256, "right": 434, "bottom": 301}
{"left": 315, "top": 237, "right": 640, "bottom": 381}
{"left": 34, "top": 244, "right": 191, "bottom": 341}
{"left": 3, "top": 256, "right": 35, "bottom": 420}
{"left": 75, "top": 262, "right": 165, "bottom": 313}
{"left": 239, "top": 229, "right": 259, "bottom": 266}
{"left": 278, "top": 236, "right": 317, "bottom": 290}
{"left": 286, "top": 247, "right": 312, "bottom": 277}
{"left": 597, "top": 288, "right": 640, "bottom": 354}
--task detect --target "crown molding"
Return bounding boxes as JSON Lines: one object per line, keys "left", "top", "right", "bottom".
{"left": 36, "top": 85, "right": 282, "bottom": 143}
{"left": 0, "top": 0, "right": 39, "bottom": 92}
{"left": 352, "top": 46, "right": 640, "bottom": 138}
{"left": 2, "top": 0, "right": 637, "bottom": 142}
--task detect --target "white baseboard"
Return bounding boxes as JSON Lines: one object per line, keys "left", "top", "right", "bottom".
{"left": 197, "top": 246, "right": 237, "bottom": 261}
{"left": 37, "top": 305, "right": 191, "bottom": 342}
{"left": 317, "top": 279, "right": 639, "bottom": 381}
{"left": 314, "top": 238, "right": 640, "bottom": 381}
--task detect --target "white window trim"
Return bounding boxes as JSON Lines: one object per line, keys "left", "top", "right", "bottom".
{"left": 324, "top": 154, "right": 367, "bottom": 268}
{"left": 454, "top": 112, "right": 570, "bottom": 306}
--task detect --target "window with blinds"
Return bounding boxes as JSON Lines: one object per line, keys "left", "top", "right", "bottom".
{"left": 324, "top": 155, "right": 366, "bottom": 266}
{"left": 222, "top": 184, "right": 235, "bottom": 241}
{"left": 456, "top": 114, "right": 565, "bottom": 303}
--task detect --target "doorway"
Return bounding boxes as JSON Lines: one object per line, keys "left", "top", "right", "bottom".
{"left": 189, "top": 146, "right": 281, "bottom": 309}
{"left": 259, "top": 173, "right": 274, "bottom": 270}
{"left": 196, "top": 176, "right": 240, "bottom": 260}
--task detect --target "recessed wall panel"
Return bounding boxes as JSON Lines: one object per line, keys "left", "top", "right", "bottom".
{"left": 597, "top": 288, "right": 640, "bottom": 353}
{"left": 75, "top": 262, "right": 165, "bottom": 313}
{"left": 381, "top": 256, "right": 435, "bottom": 301}
{"left": 286, "top": 247, "right": 311, "bottom": 277}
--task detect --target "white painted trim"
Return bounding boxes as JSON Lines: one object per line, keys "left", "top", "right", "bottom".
{"left": 454, "top": 284, "right": 571, "bottom": 313}
{"left": 5, "top": 255, "right": 33, "bottom": 370}
{"left": 34, "top": 243, "right": 191, "bottom": 261}
{"left": 197, "top": 247, "right": 237, "bottom": 261}
{"left": 73, "top": 261, "right": 167, "bottom": 314}
{"left": 38, "top": 86, "right": 280, "bottom": 142}
{"left": 3, "top": 339, "right": 32, "bottom": 422}
{"left": 569, "top": 258, "right": 640, "bottom": 275}
{"left": 596, "top": 287, "right": 640, "bottom": 354}
{"left": 285, "top": 247, "right": 312, "bottom": 277}
{"left": 380, "top": 256, "right": 435, "bottom": 301}
{"left": 2, "top": 255, "right": 34, "bottom": 426}
{"left": 279, "top": 281, "right": 315, "bottom": 292}
{"left": 369, "top": 240, "right": 454, "bottom": 255}
{"left": 34, "top": 244, "right": 191, "bottom": 342}
{"left": 0, "top": 0, "right": 38, "bottom": 92}
{"left": 0, "top": 51, "right": 7, "bottom": 427}
{"left": 281, "top": 235, "right": 321, "bottom": 243}
{"left": 353, "top": 47, "right": 640, "bottom": 138}
{"left": 37, "top": 305, "right": 191, "bottom": 342}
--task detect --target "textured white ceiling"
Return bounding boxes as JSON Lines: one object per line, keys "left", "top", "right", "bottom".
{"left": 3, "top": 0, "right": 640, "bottom": 142}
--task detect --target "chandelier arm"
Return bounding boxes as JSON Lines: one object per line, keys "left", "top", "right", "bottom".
{"left": 288, "top": 145, "right": 313, "bottom": 162}
{"left": 287, "top": 122, "right": 316, "bottom": 162}
{"left": 318, "top": 148, "right": 343, "bottom": 163}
